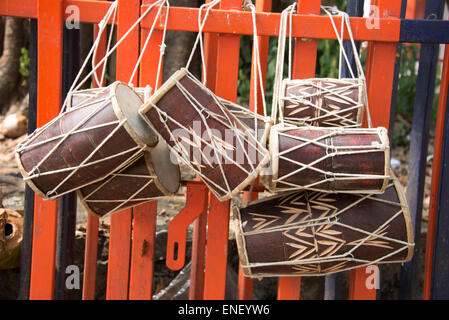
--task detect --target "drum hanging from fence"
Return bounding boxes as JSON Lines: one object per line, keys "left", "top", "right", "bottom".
{"left": 0, "top": 209, "right": 23, "bottom": 270}
{"left": 139, "top": 68, "right": 270, "bottom": 201}
{"left": 15, "top": 81, "right": 158, "bottom": 200}
{"left": 233, "top": 172, "right": 414, "bottom": 277}
{"left": 261, "top": 125, "right": 390, "bottom": 194}
{"left": 78, "top": 138, "right": 180, "bottom": 217}
{"left": 279, "top": 78, "right": 365, "bottom": 127}
{"left": 271, "top": 5, "right": 370, "bottom": 129}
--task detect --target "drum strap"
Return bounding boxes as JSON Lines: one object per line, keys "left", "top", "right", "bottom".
{"left": 185, "top": 0, "right": 221, "bottom": 86}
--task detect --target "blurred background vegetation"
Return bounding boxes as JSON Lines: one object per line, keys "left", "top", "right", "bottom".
{"left": 237, "top": 0, "right": 441, "bottom": 149}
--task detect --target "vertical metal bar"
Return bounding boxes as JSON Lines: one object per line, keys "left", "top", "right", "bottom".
{"left": 202, "top": 0, "right": 242, "bottom": 301}
{"left": 238, "top": 191, "right": 258, "bottom": 300}
{"left": 106, "top": 0, "right": 140, "bottom": 300}
{"left": 18, "top": 18, "right": 38, "bottom": 301}
{"left": 399, "top": 0, "right": 445, "bottom": 300}
{"left": 324, "top": 0, "right": 364, "bottom": 300}
{"left": 430, "top": 76, "right": 449, "bottom": 300}
{"left": 29, "top": 0, "right": 64, "bottom": 300}
{"left": 82, "top": 13, "right": 107, "bottom": 300}
{"left": 348, "top": 0, "right": 402, "bottom": 300}
{"left": 291, "top": 0, "right": 320, "bottom": 79}
{"left": 424, "top": 44, "right": 449, "bottom": 300}
{"left": 203, "top": 195, "right": 231, "bottom": 300}
{"left": 139, "top": 0, "right": 164, "bottom": 90}
{"left": 54, "top": 24, "right": 80, "bottom": 301}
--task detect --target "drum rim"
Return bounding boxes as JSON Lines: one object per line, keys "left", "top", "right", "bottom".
{"left": 138, "top": 68, "right": 188, "bottom": 116}
{"left": 221, "top": 150, "right": 271, "bottom": 201}
{"left": 233, "top": 170, "right": 414, "bottom": 277}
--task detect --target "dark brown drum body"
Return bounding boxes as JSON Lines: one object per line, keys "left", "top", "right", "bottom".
{"left": 139, "top": 68, "right": 270, "bottom": 201}
{"left": 262, "top": 125, "right": 390, "bottom": 194}
{"left": 218, "top": 98, "right": 272, "bottom": 146}
{"left": 78, "top": 139, "right": 180, "bottom": 217}
{"left": 0, "top": 209, "right": 23, "bottom": 270}
{"left": 279, "top": 78, "right": 364, "bottom": 127}
{"left": 233, "top": 173, "right": 414, "bottom": 277}
{"left": 16, "top": 82, "right": 158, "bottom": 200}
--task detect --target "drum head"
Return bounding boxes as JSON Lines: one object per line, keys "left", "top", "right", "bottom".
{"left": 145, "top": 140, "right": 180, "bottom": 194}
{"left": 114, "top": 82, "right": 159, "bottom": 148}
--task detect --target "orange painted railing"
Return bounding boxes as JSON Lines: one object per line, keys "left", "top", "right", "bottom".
{"left": 0, "top": 0, "right": 413, "bottom": 300}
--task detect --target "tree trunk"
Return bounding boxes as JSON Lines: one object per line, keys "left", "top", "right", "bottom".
{"left": 0, "top": 17, "right": 24, "bottom": 113}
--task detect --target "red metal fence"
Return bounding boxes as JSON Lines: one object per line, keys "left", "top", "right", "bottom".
{"left": 1, "top": 0, "right": 448, "bottom": 300}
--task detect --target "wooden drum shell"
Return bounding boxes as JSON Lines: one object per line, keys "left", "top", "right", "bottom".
{"left": 16, "top": 82, "right": 157, "bottom": 199}
{"left": 233, "top": 173, "right": 414, "bottom": 277}
{"left": 263, "top": 125, "right": 390, "bottom": 194}
{"left": 279, "top": 78, "right": 365, "bottom": 128}
{"left": 139, "top": 68, "right": 270, "bottom": 201}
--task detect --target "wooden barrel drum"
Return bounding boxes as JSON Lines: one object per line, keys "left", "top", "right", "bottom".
{"left": 233, "top": 172, "right": 414, "bottom": 277}
{"left": 0, "top": 209, "right": 23, "bottom": 270}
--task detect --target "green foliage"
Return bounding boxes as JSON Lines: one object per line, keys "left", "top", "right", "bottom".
{"left": 19, "top": 47, "right": 30, "bottom": 87}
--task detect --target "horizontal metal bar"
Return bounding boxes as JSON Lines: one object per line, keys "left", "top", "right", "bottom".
{"left": 400, "top": 19, "right": 449, "bottom": 43}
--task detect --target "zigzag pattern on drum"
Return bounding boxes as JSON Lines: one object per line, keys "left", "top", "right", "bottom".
{"left": 236, "top": 176, "right": 414, "bottom": 276}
